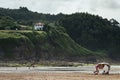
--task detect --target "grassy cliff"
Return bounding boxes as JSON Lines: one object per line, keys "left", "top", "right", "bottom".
{"left": 0, "top": 25, "right": 104, "bottom": 62}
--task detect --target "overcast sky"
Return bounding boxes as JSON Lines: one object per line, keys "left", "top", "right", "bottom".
{"left": 0, "top": 0, "right": 120, "bottom": 22}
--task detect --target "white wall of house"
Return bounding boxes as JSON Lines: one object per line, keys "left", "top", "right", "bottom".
{"left": 34, "top": 25, "right": 44, "bottom": 30}
{"left": 34, "top": 23, "right": 44, "bottom": 30}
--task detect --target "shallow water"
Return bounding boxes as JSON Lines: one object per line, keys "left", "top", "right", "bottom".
{"left": 0, "top": 66, "right": 119, "bottom": 74}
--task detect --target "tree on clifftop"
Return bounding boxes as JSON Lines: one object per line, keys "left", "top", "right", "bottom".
{"left": 0, "top": 16, "right": 19, "bottom": 30}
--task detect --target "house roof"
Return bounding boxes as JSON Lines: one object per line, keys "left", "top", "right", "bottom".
{"left": 35, "top": 22, "right": 44, "bottom": 26}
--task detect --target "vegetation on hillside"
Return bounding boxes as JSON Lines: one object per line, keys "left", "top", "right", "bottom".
{"left": 0, "top": 16, "right": 19, "bottom": 30}
{"left": 0, "top": 24, "right": 101, "bottom": 62}
{"left": 0, "top": 7, "right": 65, "bottom": 25}
{"left": 59, "top": 13, "right": 120, "bottom": 60}
{"left": 0, "top": 7, "right": 120, "bottom": 61}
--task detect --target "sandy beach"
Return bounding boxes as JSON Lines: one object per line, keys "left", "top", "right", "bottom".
{"left": 0, "top": 72, "right": 120, "bottom": 80}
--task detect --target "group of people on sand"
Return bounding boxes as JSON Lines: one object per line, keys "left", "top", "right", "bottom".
{"left": 94, "top": 62, "right": 110, "bottom": 75}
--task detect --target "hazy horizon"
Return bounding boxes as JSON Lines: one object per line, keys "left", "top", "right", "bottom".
{"left": 0, "top": 0, "right": 120, "bottom": 22}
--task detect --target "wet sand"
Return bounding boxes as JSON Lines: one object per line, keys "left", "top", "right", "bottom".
{"left": 0, "top": 66, "right": 120, "bottom": 80}
{"left": 0, "top": 72, "right": 120, "bottom": 80}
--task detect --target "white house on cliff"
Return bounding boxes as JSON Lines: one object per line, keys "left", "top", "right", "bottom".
{"left": 34, "top": 22, "right": 44, "bottom": 30}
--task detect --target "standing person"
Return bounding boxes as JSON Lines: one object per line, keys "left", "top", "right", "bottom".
{"left": 94, "top": 62, "right": 110, "bottom": 75}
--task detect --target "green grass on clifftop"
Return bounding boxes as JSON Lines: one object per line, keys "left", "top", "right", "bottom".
{"left": 0, "top": 25, "right": 104, "bottom": 61}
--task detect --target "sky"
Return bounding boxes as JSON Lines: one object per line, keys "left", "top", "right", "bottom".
{"left": 0, "top": 0, "right": 120, "bottom": 22}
